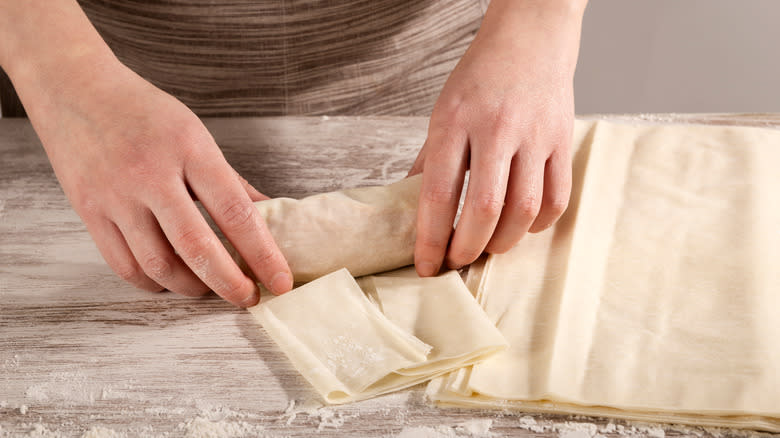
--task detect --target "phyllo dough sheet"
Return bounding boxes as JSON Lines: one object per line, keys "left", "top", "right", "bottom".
{"left": 427, "top": 120, "right": 780, "bottom": 432}
{"left": 250, "top": 267, "right": 506, "bottom": 404}
{"left": 360, "top": 268, "right": 507, "bottom": 376}
{"left": 250, "top": 268, "right": 431, "bottom": 404}
{"left": 249, "top": 175, "right": 421, "bottom": 283}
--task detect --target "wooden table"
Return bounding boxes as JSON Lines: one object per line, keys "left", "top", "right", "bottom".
{"left": 2, "top": 116, "right": 777, "bottom": 438}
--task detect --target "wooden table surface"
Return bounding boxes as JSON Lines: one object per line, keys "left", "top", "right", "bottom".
{"left": 2, "top": 115, "right": 778, "bottom": 438}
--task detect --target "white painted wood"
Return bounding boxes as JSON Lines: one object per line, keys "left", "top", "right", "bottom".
{"left": 1, "top": 116, "right": 773, "bottom": 437}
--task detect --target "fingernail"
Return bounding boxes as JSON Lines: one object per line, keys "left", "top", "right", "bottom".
{"left": 417, "top": 261, "right": 439, "bottom": 277}
{"left": 240, "top": 284, "right": 260, "bottom": 308}
{"left": 270, "top": 271, "right": 292, "bottom": 295}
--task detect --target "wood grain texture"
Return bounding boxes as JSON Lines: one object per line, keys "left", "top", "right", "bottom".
{"left": 74, "top": 0, "right": 481, "bottom": 116}
{"left": 1, "top": 0, "right": 482, "bottom": 117}
{"left": 2, "top": 116, "right": 778, "bottom": 437}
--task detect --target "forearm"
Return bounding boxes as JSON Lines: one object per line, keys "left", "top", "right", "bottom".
{"left": 477, "top": 0, "right": 588, "bottom": 78}
{"left": 0, "top": 0, "right": 117, "bottom": 103}
{"left": 482, "top": 0, "right": 588, "bottom": 33}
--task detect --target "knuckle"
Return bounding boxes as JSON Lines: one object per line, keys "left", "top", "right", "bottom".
{"left": 433, "top": 94, "right": 468, "bottom": 124}
{"left": 175, "top": 227, "right": 215, "bottom": 261}
{"left": 547, "top": 195, "right": 570, "bottom": 217}
{"left": 171, "top": 117, "right": 209, "bottom": 149}
{"left": 550, "top": 126, "right": 572, "bottom": 149}
{"left": 74, "top": 194, "right": 101, "bottom": 217}
{"left": 471, "top": 193, "right": 504, "bottom": 218}
{"left": 218, "top": 198, "right": 256, "bottom": 230}
{"left": 246, "top": 246, "right": 278, "bottom": 270}
{"left": 423, "top": 181, "right": 459, "bottom": 207}
{"left": 213, "top": 276, "right": 247, "bottom": 301}
{"left": 491, "top": 107, "right": 520, "bottom": 133}
{"left": 514, "top": 193, "right": 542, "bottom": 219}
{"left": 140, "top": 253, "right": 174, "bottom": 282}
{"left": 114, "top": 137, "right": 163, "bottom": 179}
{"left": 114, "top": 261, "right": 144, "bottom": 284}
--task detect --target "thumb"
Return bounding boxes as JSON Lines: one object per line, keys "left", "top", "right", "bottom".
{"left": 407, "top": 139, "right": 429, "bottom": 177}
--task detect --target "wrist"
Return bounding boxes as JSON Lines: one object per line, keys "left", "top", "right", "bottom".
{"left": 0, "top": 1, "right": 117, "bottom": 91}
{"left": 0, "top": 0, "right": 122, "bottom": 126}
{"left": 476, "top": 0, "right": 588, "bottom": 78}
{"left": 485, "top": 0, "right": 588, "bottom": 24}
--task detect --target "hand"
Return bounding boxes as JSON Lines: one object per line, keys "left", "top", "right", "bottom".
{"left": 409, "top": 0, "right": 587, "bottom": 275}
{"left": 16, "top": 57, "right": 293, "bottom": 306}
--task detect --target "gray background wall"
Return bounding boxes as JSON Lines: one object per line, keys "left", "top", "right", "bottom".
{"left": 2, "top": 1, "right": 779, "bottom": 117}
{"left": 575, "top": 0, "right": 780, "bottom": 114}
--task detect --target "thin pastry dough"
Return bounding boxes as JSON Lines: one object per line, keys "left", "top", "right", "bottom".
{"left": 427, "top": 120, "right": 780, "bottom": 432}
{"left": 250, "top": 268, "right": 507, "bottom": 404}
{"left": 360, "top": 268, "right": 507, "bottom": 376}
{"left": 245, "top": 176, "right": 421, "bottom": 283}
{"left": 249, "top": 268, "right": 431, "bottom": 403}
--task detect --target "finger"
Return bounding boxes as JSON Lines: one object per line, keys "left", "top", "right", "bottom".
{"left": 407, "top": 140, "right": 428, "bottom": 177}
{"left": 445, "top": 139, "right": 512, "bottom": 269}
{"left": 235, "top": 169, "right": 268, "bottom": 202}
{"left": 414, "top": 130, "right": 469, "bottom": 277}
{"left": 118, "top": 210, "right": 211, "bottom": 297}
{"left": 241, "top": 177, "right": 268, "bottom": 202}
{"left": 151, "top": 183, "right": 261, "bottom": 307}
{"left": 185, "top": 158, "right": 293, "bottom": 297}
{"left": 485, "top": 152, "right": 545, "bottom": 253}
{"left": 84, "top": 217, "right": 163, "bottom": 292}
{"left": 529, "top": 148, "right": 572, "bottom": 233}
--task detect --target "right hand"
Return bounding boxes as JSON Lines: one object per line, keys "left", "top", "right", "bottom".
{"left": 22, "top": 58, "right": 293, "bottom": 307}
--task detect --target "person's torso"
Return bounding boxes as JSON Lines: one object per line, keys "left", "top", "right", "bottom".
{"left": 78, "top": 0, "right": 485, "bottom": 116}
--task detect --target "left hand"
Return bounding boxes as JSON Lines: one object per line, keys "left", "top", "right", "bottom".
{"left": 409, "top": 0, "right": 588, "bottom": 275}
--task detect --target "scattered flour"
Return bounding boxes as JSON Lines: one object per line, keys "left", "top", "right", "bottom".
{"left": 506, "top": 415, "right": 778, "bottom": 438}
{"left": 176, "top": 417, "right": 266, "bottom": 438}
{"left": 192, "top": 400, "right": 249, "bottom": 422}
{"left": 8, "top": 423, "right": 66, "bottom": 438}
{"left": 98, "top": 383, "right": 138, "bottom": 402}
{"left": 26, "top": 424, "right": 56, "bottom": 438}
{"left": 2, "top": 354, "right": 20, "bottom": 371}
{"left": 558, "top": 421, "right": 599, "bottom": 438}
{"left": 24, "top": 371, "right": 100, "bottom": 405}
{"left": 4, "top": 384, "right": 776, "bottom": 438}
{"left": 314, "top": 407, "right": 348, "bottom": 432}
{"left": 698, "top": 426, "right": 777, "bottom": 438}
{"left": 559, "top": 431, "right": 595, "bottom": 438}
{"left": 600, "top": 423, "right": 617, "bottom": 434}
{"left": 510, "top": 415, "right": 656, "bottom": 438}
{"left": 396, "top": 419, "right": 494, "bottom": 438}
{"left": 396, "top": 425, "right": 458, "bottom": 438}
{"left": 282, "top": 398, "right": 324, "bottom": 425}
{"left": 281, "top": 398, "right": 353, "bottom": 431}
{"left": 632, "top": 424, "right": 665, "bottom": 438}
{"left": 144, "top": 405, "right": 188, "bottom": 417}
{"left": 455, "top": 419, "right": 493, "bottom": 437}
{"left": 517, "top": 415, "right": 548, "bottom": 433}
{"left": 81, "top": 426, "right": 124, "bottom": 438}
